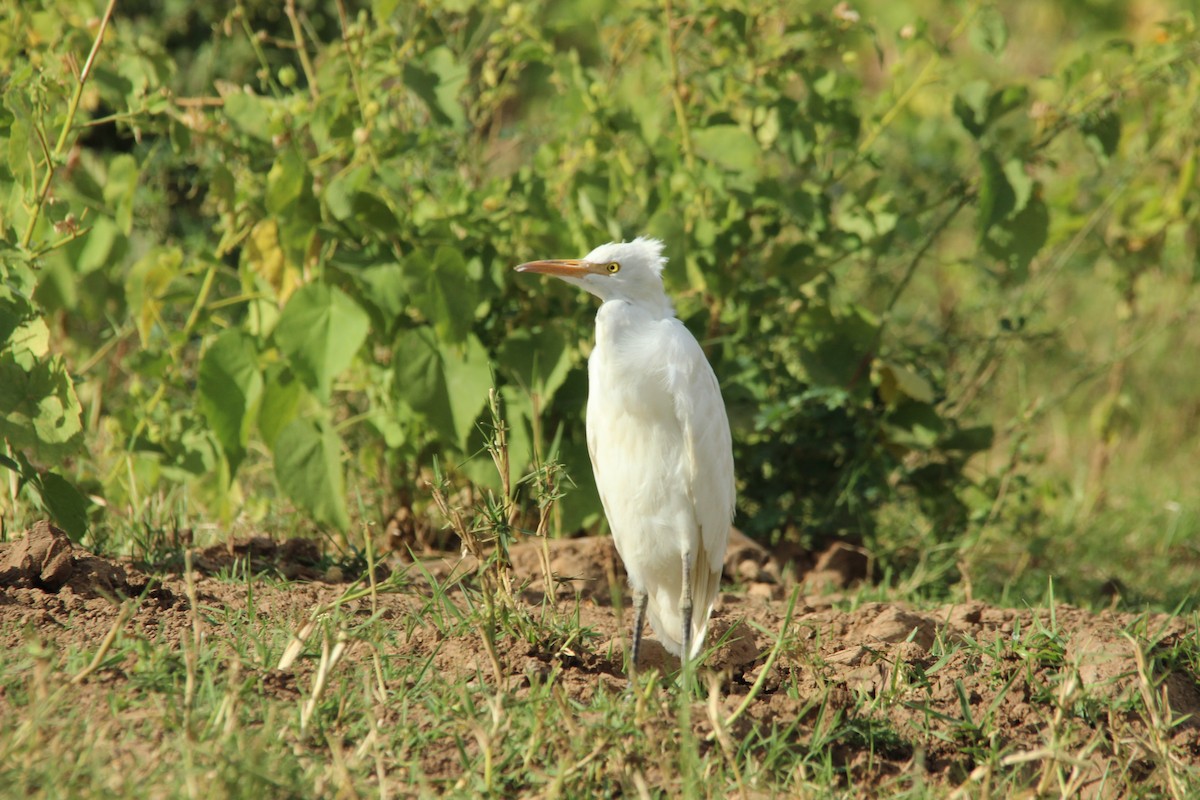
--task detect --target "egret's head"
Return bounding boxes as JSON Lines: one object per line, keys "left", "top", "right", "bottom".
{"left": 516, "top": 237, "right": 670, "bottom": 311}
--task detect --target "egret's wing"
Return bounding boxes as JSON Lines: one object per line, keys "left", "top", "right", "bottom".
{"left": 662, "top": 320, "right": 736, "bottom": 573}
{"left": 662, "top": 321, "right": 735, "bottom": 655}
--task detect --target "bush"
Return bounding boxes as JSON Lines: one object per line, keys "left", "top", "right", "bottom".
{"left": 2, "top": 1, "right": 1197, "bottom": 591}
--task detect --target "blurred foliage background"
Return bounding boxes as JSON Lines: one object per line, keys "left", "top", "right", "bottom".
{"left": 1, "top": 0, "right": 1197, "bottom": 609}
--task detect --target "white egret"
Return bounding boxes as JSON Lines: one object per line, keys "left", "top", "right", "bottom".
{"left": 516, "top": 237, "right": 735, "bottom": 668}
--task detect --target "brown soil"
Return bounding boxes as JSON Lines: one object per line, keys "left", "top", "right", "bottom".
{"left": 2, "top": 521, "right": 1198, "bottom": 795}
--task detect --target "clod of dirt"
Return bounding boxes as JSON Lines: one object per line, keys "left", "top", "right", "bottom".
{"left": 803, "top": 541, "right": 869, "bottom": 592}
{"left": 723, "top": 527, "right": 780, "bottom": 584}
{"left": 857, "top": 605, "right": 939, "bottom": 650}
{"left": 0, "top": 521, "right": 132, "bottom": 598}
{"left": 0, "top": 520, "right": 76, "bottom": 591}
{"left": 708, "top": 619, "right": 763, "bottom": 670}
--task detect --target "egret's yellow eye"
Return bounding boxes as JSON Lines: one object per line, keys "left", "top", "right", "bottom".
{"left": 606, "top": 261, "right": 621, "bottom": 274}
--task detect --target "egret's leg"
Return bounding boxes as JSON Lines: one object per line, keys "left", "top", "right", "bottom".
{"left": 630, "top": 589, "right": 648, "bottom": 673}
{"left": 680, "top": 552, "right": 694, "bottom": 667}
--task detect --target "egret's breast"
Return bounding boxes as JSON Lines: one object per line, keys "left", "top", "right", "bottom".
{"left": 586, "top": 304, "right": 695, "bottom": 579}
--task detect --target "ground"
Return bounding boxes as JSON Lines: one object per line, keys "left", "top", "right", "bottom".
{"left": 1, "top": 522, "right": 1198, "bottom": 797}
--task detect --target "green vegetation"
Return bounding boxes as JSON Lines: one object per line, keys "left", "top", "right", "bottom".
{"left": 2, "top": 0, "right": 1199, "bottom": 794}
{"left": 3, "top": 0, "right": 1198, "bottom": 605}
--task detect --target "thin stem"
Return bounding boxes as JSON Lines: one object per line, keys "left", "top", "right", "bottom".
{"left": 285, "top": 0, "right": 320, "bottom": 100}
{"left": 662, "top": 0, "right": 694, "bottom": 171}
{"left": 20, "top": 0, "right": 117, "bottom": 250}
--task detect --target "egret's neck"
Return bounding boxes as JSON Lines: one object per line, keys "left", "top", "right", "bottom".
{"left": 596, "top": 294, "right": 675, "bottom": 323}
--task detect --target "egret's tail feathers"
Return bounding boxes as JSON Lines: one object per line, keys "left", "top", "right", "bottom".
{"left": 646, "top": 564, "right": 722, "bottom": 658}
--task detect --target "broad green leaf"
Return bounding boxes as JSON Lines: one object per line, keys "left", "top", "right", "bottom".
{"left": 393, "top": 328, "right": 491, "bottom": 449}
{"left": 977, "top": 150, "right": 1015, "bottom": 240}
{"left": 953, "top": 81, "right": 991, "bottom": 139}
{"left": 1082, "top": 111, "right": 1121, "bottom": 162}
{"left": 943, "top": 425, "right": 995, "bottom": 454}
{"left": 222, "top": 91, "right": 276, "bottom": 142}
{"left": 969, "top": 5, "right": 1008, "bottom": 55}
{"left": 258, "top": 364, "right": 304, "bottom": 449}
{"left": 0, "top": 291, "right": 25, "bottom": 352}
{"left": 883, "top": 401, "right": 945, "bottom": 450}
{"left": 402, "top": 46, "right": 467, "bottom": 127}
{"left": 356, "top": 263, "right": 414, "bottom": 333}
{"left": 983, "top": 194, "right": 1049, "bottom": 279}
{"left": 372, "top": 0, "right": 401, "bottom": 19}
{"left": 795, "top": 303, "right": 879, "bottom": 389}
{"left": 442, "top": 334, "right": 493, "bottom": 448}
{"left": 497, "top": 324, "right": 575, "bottom": 405}
{"left": 324, "top": 165, "right": 367, "bottom": 221}
{"left": 0, "top": 351, "right": 83, "bottom": 457}
{"left": 412, "top": 247, "right": 478, "bottom": 345}
{"left": 877, "top": 361, "right": 936, "bottom": 406}
{"left": 102, "top": 153, "right": 139, "bottom": 234}
{"left": 41, "top": 471, "right": 89, "bottom": 541}
{"left": 692, "top": 125, "right": 761, "bottom": 178}
{"left": 76, "top": 216, "right": 123, "bottom": 275}
{"left": 273, "top": 418, "right": 350, "bottom": 531}
{"left": 394, "top": 327, "right": 446, "bottom": 418}
{"left": 198, "top": 329, "right": 264, "bottom": 474}
{"left": 987, "top": 85, "right": 1029, "bottom": 129}
{"left": 274, "top": 282, "right": 370, "bottom": 399}
{"left": 954, "top": 82, "right": 1027, "bottom": 140}
{"left": 266, "top": 148, "right": 310, "bottom": 215}
{"left": 6, "top": 317, "right": 49, "bottom": 368}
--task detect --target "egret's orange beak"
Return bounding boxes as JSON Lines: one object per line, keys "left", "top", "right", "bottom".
{"left": 515, "top": 259, "right": 606, "bottom": 278}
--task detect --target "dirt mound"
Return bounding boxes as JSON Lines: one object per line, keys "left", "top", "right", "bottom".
{"left": 1, "top": 520, "right": 140, "bottom": 598}
{"left": 1, "top": 525, "right": 1197, "bottom": 794}
{"left": 191, "top": 535, "right": 328, "bottom": 580}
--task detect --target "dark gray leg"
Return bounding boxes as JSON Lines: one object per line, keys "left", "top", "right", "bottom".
{"left": 630, "top": 589, "right": 648, "bottom": 675}
{"left": 680, "top": 552, "right": 694, "bottom": 666}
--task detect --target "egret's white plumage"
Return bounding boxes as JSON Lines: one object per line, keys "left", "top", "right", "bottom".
{"left": 516, "top": 237, "right": 735, "bottom": 664}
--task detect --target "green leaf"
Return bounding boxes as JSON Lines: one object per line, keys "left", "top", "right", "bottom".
{"left": 1082, "top": 111, "right": 1121, "bottom": 162}
{"left": 75, "top": 216, "right": 124, "bottom": 276}
{"left": 393, "top": 328, "right": 491, "bottom": 449}
{"left": 41, "top": 471, "right": 89, "bottom": 541}
{"left": 274, "top": 283, "right": 370, "bottom": 399}
{"left": 411, "top": 247, "right": 478, "bottom": 345}
{"left": 953, "top": 81, "right": 991, "bottom": 139}
{"left": 265, "top": 148, "right": 310, "bottom": 216}
{"left": 372, "top": 0, "right": 401, "bottom": 19}
{"left": 977, "top": 150, "right": 1015, "bottom": 240}
{"left": 102, "top": 154, "right": 139, "bottom": 235}
{"left": 884, "top": 401, "right": 945, "bottom": 450}
{"left": 222, "top": 91, "right": 276, "bottom": 142}
{"left": 954, "top": 82, "right": 1027, "bottom": 139}
{"left": 497, "top": 324, "right": 574, "bottom": 404}
{"left": 969, "top": 5, "right": 1008, "bottom": 55}
{"left": 0, "top": 350, "right": 84, "bottom": 458}
{"left": 442, "top": 334, "right": 493, "bottom": 448}
{"left": 0, "top": 290, "right": 36, "bottom": 358}
{"left": 943, "top": 424, "right": 995, "bottom": 454}
{"left": 356, "top": 263, "right": 413, "bottom": 333}
{"left": 402, "top": 46, "right": 467, "bottom": 127}
{"left": 983, "top": 193, "right": 1049, "bottom": 279}
{"left": 273, "top": 418, "right": 350, "bottom": 531}
{"left": 691, "top": 125, "right": 761, "bottom": 178}
{"left": 394, "top": 327, "right": 445, "bottom": 418}
{"left": 877, "top": 361, "right": 936, "bottom": 406}
{"left": 197, "top": 329, "right": 264, "bottom": 474}
{"left": 258, "top": 364, "right": 303, "bottom": 450}
{"left": 795, "top": 303, "right": 879, "bottom": 389}
{"left": 125, "top": 247, "right": 183, "bottom": 345}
